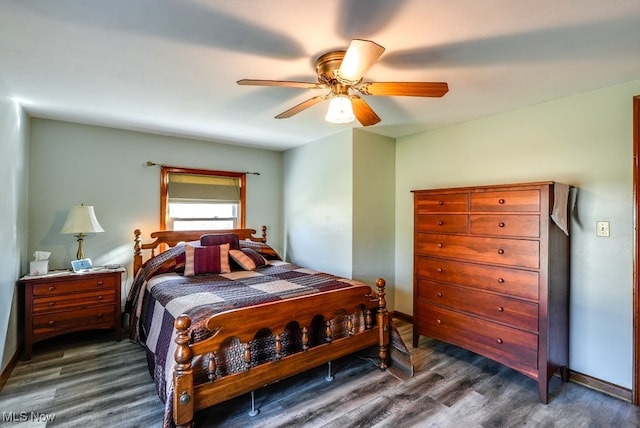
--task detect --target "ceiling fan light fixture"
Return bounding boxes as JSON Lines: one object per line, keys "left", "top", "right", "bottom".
{"left": 325, "top": 95, "right": 355, "bottom": 124}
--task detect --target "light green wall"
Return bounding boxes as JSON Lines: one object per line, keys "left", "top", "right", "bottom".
{"left": 282, "top": 129, "right": 396, "bottom": 306}
{"left": 395, "top": 79, "right": 640, "bottom": 388}
{"left": 28, "top": 119, "right": 283, "bottom": 305}
{"left": 283, "top": 130, "right": 354, "bottom": 278}
{"left": 0, "top": 82, "right": 29, "bottom": 373}
{"left": 353, "top": 129, "right": 396, "bottom": 308}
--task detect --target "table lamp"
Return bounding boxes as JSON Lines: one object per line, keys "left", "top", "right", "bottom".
{"left": 60, "top": 204, "right": 104, "bottom": 259}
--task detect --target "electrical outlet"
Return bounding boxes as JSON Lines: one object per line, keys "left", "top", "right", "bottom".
{"left": 596, "top": 221, "right": 610, "bottom": 237}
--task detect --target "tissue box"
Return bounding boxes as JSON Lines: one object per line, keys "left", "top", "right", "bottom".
{"left": 30, "top": 261, "right": 49, "bottom": 275}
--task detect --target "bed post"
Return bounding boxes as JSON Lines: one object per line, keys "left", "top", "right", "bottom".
{"left": 173, "top": 315, "right": 194, "bottom": 428}
{"left": 133, "top": 229, "right": 142, "bottom": 274}
{"left": 376, "top": 278, "right": 389, "bottom": 370}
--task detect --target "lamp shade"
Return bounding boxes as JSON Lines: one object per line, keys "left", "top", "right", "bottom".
{"left": 325, "top": 95, "right": 355, "bottom": 124}
{"left": 60, "top": 205, "right": 104, "bottom": 234}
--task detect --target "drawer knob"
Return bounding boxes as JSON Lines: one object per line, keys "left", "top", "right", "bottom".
{"left": 498, "top": 222, "right": 505, "bottom": 227}
{"left": 497, "top": 277, "right": 505, "bottom": 283}
{"left": 438, "top": 201, "right": 444, "bottom": 206}
{"left": 436, "top": 292, "right": 443, "bottom": 298}
{"left": 48, "top": 302, "right": 55, "bottom": 307}
{"left": 498, "top": 198, "right": 505, "bottom": 204}
{"left": 496, "top": 338, "right": 503, "bottom": 344}
{"left": 97, "top": 281, "right": 104, "bottom": 286}
{"left": 436, "top": 319, "right": 442, "bottom": 324}
{"left": 437, "top": 267, "right": 443, "bottom": 273}
{"left": 437, "top": 220, "right": 444, "bottom": 225}
{"left": 497, "top": 306, "right": 504, "bottom": 312}
{"left": 97, "top": 313, "right": 103, "bottom": 318}
{"left": 48, "top": 320, "right": 54, "bottom": 326}
{"left": 48, "top": 286, "right": 55, "bottom": 291}
{"left": 437, "top": 243, "right": 443, "bottom": 248}
{"left": 497, "top": 248, "right": 505, "bottom": 254}
{"left": 97, "top": 295, "right": 103, "bottom": 300}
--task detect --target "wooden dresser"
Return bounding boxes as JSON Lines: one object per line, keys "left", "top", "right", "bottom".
{"left": 20, "top": 268, "right": 123, "bottom": 360}
{"left": 412, "top": 181, "right": 569, "bottom": 403}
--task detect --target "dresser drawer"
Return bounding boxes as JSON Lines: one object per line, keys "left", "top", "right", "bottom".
{"left": 32, "top": 304, "right": 116, "bottom": 335}
{"left": 417, "top": 279, "right": 538, "bottom": 332}
{"left": 415, "top": 257, "right": 539, "bottom": 300}
{"left": 32, "top": 275, "right": 116, "bottom": 296}
{"left": 416, "top": 233, "right": 540, "bottom": 269}
{"left": 470, "top": 214, "right": 540, "bottom": 238}
{"left": 415, "top": 303, "right": 538, "bottom": 373}
{"left": 471, "top": 189, "right": 540, "bottom": 212}
{"left": 32, "top": 289, "right": 116, "bottom": 314}
{"left": 416, "top": 214, "right": 468, "bottom": 234}
{"left": 415, "top": 193, "right": 469, "bottom": 213}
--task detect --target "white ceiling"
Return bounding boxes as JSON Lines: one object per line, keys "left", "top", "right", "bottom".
{"left": 2, "top": 0, "right": 640, "bottom": 151}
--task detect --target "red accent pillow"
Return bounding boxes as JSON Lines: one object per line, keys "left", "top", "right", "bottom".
{"left": 229, "top": 248, "right": 268, "bottom": 271}
{"left": 184, "top": 243, "right": 230, "bottom": 276}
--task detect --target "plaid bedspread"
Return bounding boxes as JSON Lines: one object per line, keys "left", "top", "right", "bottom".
{"left": 125, "top": 243, "right": 368, "bottom": 426}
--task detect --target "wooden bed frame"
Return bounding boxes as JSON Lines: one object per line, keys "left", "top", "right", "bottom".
{"left": 133, "top": 227, "right": 390, "bottom": 427}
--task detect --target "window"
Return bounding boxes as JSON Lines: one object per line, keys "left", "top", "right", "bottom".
{"left": 161, "top": 167, "right": 246, "bottom": 231}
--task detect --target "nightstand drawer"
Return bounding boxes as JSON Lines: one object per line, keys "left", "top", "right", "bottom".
{"left": 32, "top": 304, "right": 116, "bottom": 335}
{"left": 32, "top": 275, "right": 116, "bottom": 296}
{"left": 32, "top": 289, "right": 116, "bottom": 314}
{"left": 21, "top": 268, "right": 124, "bottom": 360}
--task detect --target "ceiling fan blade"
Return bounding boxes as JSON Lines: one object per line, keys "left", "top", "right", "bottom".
{"left": 337, "top": 39, "right": 385, "bottom": 85}
{"left": 237, "top": 79, "right": 326, "bottom": 89}
{"left": 350, "top": 95, "right": 381, "bottom": 126}
{"left": 275, "top": 95, "right": 328, "bottom": 119}
{"left": 357, "top": 82, "right": 449, "bottom": 97}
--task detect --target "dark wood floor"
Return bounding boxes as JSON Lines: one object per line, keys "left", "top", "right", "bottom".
{"left": 2, "top": 321, "right": 640, "bottom": 427}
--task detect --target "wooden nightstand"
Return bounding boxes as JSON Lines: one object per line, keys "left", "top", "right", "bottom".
{"left": 20, "top": 268, "right": 124, "bottom": 360}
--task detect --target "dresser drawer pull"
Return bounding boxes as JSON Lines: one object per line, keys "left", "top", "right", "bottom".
{"left": 438, "top": 201, "right": 444, "bottom": 206}
{"left": 497, "top": 248, "right": 505, "bottom": 254}
{"left": 97, "top": 313, "right": 103, "bottom": 318}
{"left": 436, "top": 292, "right": 443, "bottom": 298}
{"left": 437, "top": 268, "right": 443, "bottom": 273}
{"left": 48, "top": 302, "right": 55, "bottom": 307}
{"left": 48, "top": 286, "right": 55, "bottom": 291}
{"left": 496, "top": 338, "right": 503, "bottom": 344}
{"left": 97, "top": 281, "right": 104, "bottom": 286}
{"left": 497, "top": 278, "right": 505, "bottom": 283}
{"left": 498, "top": 199, "right": 505, "bottom": 204}
{"left": 498, "top": 222, "right": 505, "bottom": 227}
{"left": 48, "top": 320, "right": 55, "bottom": 326}
{"left": 97, "top": 295, "right": 103, "bottom": 300}
{"left": 437, "top": 220, "right": 444, "bottom": 225}
{"left": 436, "top": 319, "right": 442, "bottom": 324}
{"left": 497, "top": 306, "right": 504, "bottom": 312}
{"left": 437, "top": 243, "right": 443, "bottom": 248}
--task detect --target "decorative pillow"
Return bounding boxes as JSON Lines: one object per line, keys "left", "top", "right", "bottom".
{"left": 184, "top": 243, "right": 230, "bottom": 276}
{"left": 239, "top": 240, "right": 282, "bottom": 260}
{"left": 200, "top": 233, "right": 240, "bottom": 250}
{"left": 229, "top": 248, "right": 268, "bottom": 271}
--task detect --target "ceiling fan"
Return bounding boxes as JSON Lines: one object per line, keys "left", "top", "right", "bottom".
{"left": 237, "top": 39, "right": 449, "bottom": 126}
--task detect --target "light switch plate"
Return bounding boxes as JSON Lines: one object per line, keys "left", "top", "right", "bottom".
{"left": 596, "top": 221, "right": 610, "bottom": 237}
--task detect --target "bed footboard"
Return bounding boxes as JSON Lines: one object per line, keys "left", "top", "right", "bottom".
{"left": 172, "top": 278, "right": 389, "bottom": 427}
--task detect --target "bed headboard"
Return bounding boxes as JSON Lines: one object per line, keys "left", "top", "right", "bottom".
{"left": 133, "top": 226, "right": 267, "bottom": 274}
